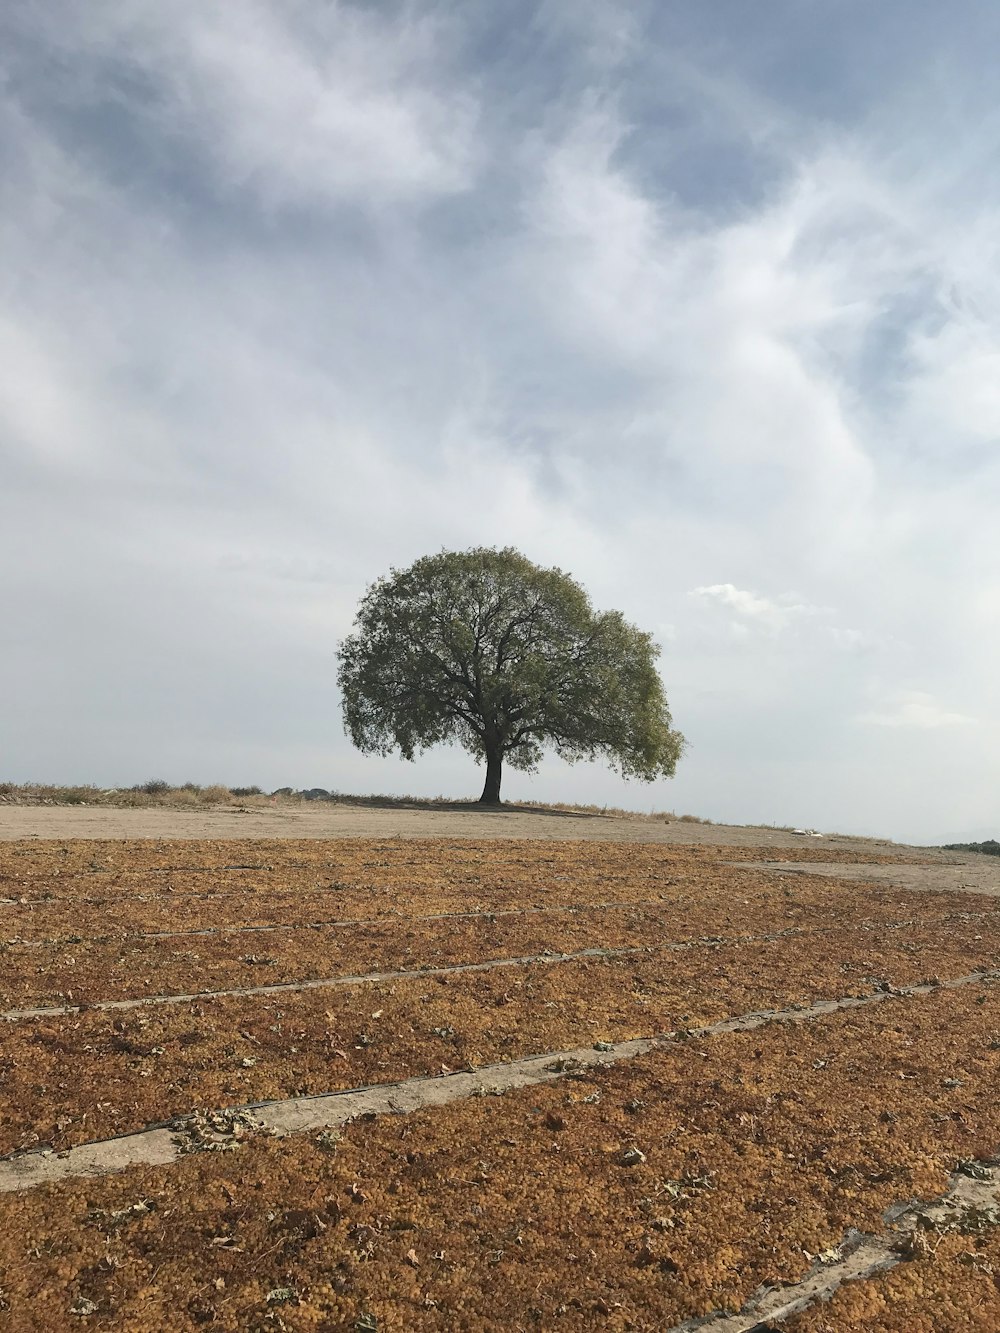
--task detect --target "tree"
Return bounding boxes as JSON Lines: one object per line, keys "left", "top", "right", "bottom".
{"left": 336, "top": 547, "right": 684, "bottom": 805}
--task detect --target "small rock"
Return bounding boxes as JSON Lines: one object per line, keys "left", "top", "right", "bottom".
{"left": 957, "top": 1159, "right": 993, "bottom": 1181}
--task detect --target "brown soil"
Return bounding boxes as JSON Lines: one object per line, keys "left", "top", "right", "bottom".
{"left": 0, "top": 839, "right": 946, "bottom": 1010}
{"left": 3, "top": 914, "right": 999, "bottom": 1157}
{"left": 3, "top": 983, "right": 1000, "bottom": 1331}
{"left": 3, "top": 874, "right": 991, "bottom": 1011}
{"left": 1, "top": 835, "right": 999, "bottom": 1332}
{"left": 0, "top": 834, "right": 920, "bottom": 880}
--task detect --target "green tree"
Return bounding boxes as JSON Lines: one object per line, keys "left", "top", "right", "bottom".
{"left": 336, "top": 547, "right": 684, "bottom": 805}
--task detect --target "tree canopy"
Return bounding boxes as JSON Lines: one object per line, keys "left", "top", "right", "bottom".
{"left": 336, "top": 547, "right": 684, "bottom": 804}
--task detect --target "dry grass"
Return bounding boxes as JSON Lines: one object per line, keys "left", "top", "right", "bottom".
{"left": 0, "top": 782, "right": 267, "bottom": 809}
{"left": 0, "top": 781, "right": 710, "bottom": 823}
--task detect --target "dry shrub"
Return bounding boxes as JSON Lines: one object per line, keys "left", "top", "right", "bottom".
{"left": 113, "top": 790, "right": 157, "bottom": 808}
{"left": 198, "top": 785, "right": 233, "bottom": 804}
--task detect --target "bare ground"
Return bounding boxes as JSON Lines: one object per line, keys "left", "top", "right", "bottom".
{"left": 756, "top": 857, "right": 1000, "bottom": 897}
{"left": 3, "top": 832, "right": 1000, "bottom": 1329}
{"left": 0, "top": 799, "right": 956, "bottom": 857}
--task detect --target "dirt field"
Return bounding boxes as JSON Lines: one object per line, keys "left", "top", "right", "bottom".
{"left": 1, "top": 829, "right": 1000, "bottom": 1330}
{"left": 0, "top": 800, "right": 926, "bottom": 852}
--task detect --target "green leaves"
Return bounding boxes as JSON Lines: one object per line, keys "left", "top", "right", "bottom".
{"left": 336, "top": 547, "right": 684, "bottom": 801}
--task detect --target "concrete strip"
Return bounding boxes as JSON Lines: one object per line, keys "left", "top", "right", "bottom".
{"left": 0, "top": 944, "right": 647, "bottom": 1022}
{"left": 668, "top": 1163, "right": 1000, "bottom": 1332}
{"left": 669, "top": 1242, "right": 898, "bottom": 1332}
{"left": 0, "top": 911, "right": 948, "bottom": 1018}
{"left": 0, "top": 1128, "right": 178, "bottom": 1191}
{"left": 0, "top": 1039, "right": 657, "bottom": 1191}
{"left": 1, "top": 967, "right": 996, "bottom": 1193}
{"left": 2, "top": 912, "right": 986, "bottom": 1020}
{"left": 252, "top": 1038, "right": 658, "bottom": 1136}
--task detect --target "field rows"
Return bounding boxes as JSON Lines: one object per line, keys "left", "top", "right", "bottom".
{"left": 0, "top": 837, "right": 919, "bottom": 880}
{"left": 5, "top": 911, "right": 1000, "bottom": 1157}
{"left": 0, "top": 837, "right": 994, "bottom": 1332}
{"left": 5, "top": 965, "right": 997, "bottom": 1196}
{"left": 0, "top": 905, "right": 675, "bottom": 1007}
{"left": 3, "top": 981, "right": 1000, "bottom": 1330}
{"left": 0, "top": 847, "right": 981, "bottom": 1016}
{"left": 3, "top": 891, "right": 997, "bottom": 1010}
{"left": 0, "top": 898, "right": 678, "bottom": 944}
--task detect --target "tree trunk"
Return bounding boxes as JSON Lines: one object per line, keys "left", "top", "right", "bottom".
{"left": 479, "top": 747, "right": 503, "bottom": 805}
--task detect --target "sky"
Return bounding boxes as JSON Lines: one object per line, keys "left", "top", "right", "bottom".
{"left": 1, "top": 1, "right": 997, "bottom": 844}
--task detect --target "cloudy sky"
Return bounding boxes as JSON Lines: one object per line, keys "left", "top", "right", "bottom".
{"left": 2, "top": 1, "right": 997, "bottom": 843}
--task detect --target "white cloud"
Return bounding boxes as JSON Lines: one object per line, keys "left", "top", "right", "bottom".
{"left": 8, "top": 2, "right": 479, "bottom": 210}
{"left": 0, "top": 2, "right": 998, "bottom": 841}
{"left": 689, "top": 584, "right": 827, "bottom": 633}
{"left": 857, "top": 691, "right": 976, "bottom": 729}
{"left": 516, "top": 111, "right": 893, "bottom": 564}
{"left": 903, "top": 325, "right": 1000, "bottom": 448}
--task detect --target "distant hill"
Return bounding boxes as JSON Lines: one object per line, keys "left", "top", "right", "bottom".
{"left": 942, "top": 839, "right": 1000, "bottom": 857}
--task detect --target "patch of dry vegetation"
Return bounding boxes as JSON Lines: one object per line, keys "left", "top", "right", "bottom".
{"left": 0, "top": 840, "right": 994, "bottom": 1162}
{"left": 0, "top": 837, "right": 991, "bottom": 1331}
{"left": 0, "top": 840, "right": 941, "bottom": 1013}
{"left": 4, "top": 986, "right": 1000, "bottom": 1330}
{"left": 0, "top": 835, "right": 915, "bottom": 884}
{"left": 0, "top": 780, "right": 723, "bottom": 823}
{"left": 0, "top": 781, "right": 268, "bottom": 810}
